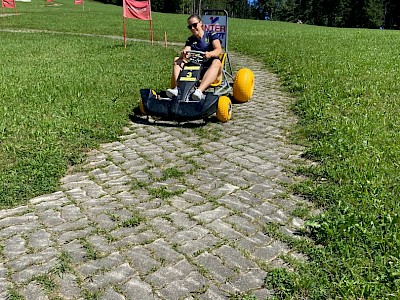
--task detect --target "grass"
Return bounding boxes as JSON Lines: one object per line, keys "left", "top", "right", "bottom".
{"left": 118, "top": 212, "right": 145, "bottom": 227}
{"left": 6, "top": 289, "right": 24, "bottom": 300}
{"left": 265, "top": 268, "right": 297, "bottom": 300}
{"left": 228, "top": 20, "right": 400, "bottom": 299}
{"left": 80, "top": 238, "right": 100, "bottom": 260}
{"left": 162, "top": 167, "right": 185, "bottom": 180}
{"left": 229, "top": 293, "right": 258, "bottom": 300}
{"left": 34, "top": 274, "right": 57, "bottom": 292}
{"left": 148, "top": 186, "right": 186, "bottom": 199}
{"left": 2, "top": 1, "right": 400, "bottom": 299}
{"left": 0, "top": 2, "right": 175, "bottom": 208}
{"left": 0, "top": 0, "right": 188, "bottom": 41}
{"left": 51, "top": 251, "right": 73, "bottom": 276}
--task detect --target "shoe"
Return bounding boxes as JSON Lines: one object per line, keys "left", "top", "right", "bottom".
{"left": 192, "top": 89, "right": 204, "bottom": 101}
{"left": 166, "top": 87, "right": 178, "bottom": 98}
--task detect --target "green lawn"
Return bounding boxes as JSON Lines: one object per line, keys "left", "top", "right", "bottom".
{"left": 0, "top": 3, "right": 176, "bottom": 207}
{"left": 0, "top": 0, "right": 188, "bottom": 40}
{"left": 229, "top": 20, "right": 400, "bottom": 299}
{"left": 2, "top": 1, "right": 400, "bottom": 298}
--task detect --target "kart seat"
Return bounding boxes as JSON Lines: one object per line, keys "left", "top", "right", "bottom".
{"left": 210, "top": 52, "right": 227, "bottom": 87}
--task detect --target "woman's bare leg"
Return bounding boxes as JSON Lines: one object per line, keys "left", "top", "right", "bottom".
{"left": 198, "top": 59, "right": 222, "bottom": 92}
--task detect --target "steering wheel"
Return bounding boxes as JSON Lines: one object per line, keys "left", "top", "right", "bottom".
{"left": 185, "top": 50, "right": 207, "bottom": 64}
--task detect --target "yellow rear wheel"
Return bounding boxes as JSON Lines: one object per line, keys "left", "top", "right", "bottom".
{"left": 233, "top": 68, "right": 254, "bottom": 103}
{"left": 216, "top": 96, "right": 232, "bottom": 122}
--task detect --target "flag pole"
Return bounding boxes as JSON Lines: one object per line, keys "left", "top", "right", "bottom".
{"left": 123, "top": 0, "right": 152, "bottom": 47}
{"left": 149, "top": 0, "right": 153, "bottom": 45}
{"left": 123, "top": 16, "right": 127, "bottom": 48}
{"left": 150, "top": 19, "right": 154, "bottom": 46}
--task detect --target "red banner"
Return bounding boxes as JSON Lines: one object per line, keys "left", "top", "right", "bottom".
{"left": 2, "top": 0, "right": 16, "bottom": 8}
{"left": 74, "top": 0, "right": 83, "bottom": 4}
{"left": 123, "top": 0, "right": 151, "bottom": 20}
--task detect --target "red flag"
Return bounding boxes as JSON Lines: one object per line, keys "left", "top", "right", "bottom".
{"left": 2, "top": 0, "right": 15, "bottom": 8}
{"left": 123, "top": 0, "right": 151, "bottom": 20}
{"left": 74, "top": 0, "right": 83, "bottom": 4}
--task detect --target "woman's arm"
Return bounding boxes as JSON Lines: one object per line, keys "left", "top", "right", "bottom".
{"left": 205, "top": 39, "right": 222, "bottom": 60}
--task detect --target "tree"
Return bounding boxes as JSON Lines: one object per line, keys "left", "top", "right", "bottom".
{"left": 385, "top": 0, "right": 400, "bottom": 28}
{"left": 252, "top": 0, "right": 269, "bottom": 20}
{"left": 323, "top": 0, "right": 340, "bottom": 26}
{"left": 180, "top": 0, "right": 192, "bottom": 14}
{"left": 365, "top": 0, "right": 385, "bottom": 28}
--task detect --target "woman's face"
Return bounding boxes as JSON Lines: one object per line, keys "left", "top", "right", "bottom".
{"left": 187, "top": 17, "right": 203, "bottom": 35}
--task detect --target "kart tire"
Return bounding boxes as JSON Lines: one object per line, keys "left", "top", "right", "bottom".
{"left": 138, "top": 98, "right": 146, "bottom": 115}
{"left": 233, "top": 68, "right": 254, "bottom": 103}
{"left": 216, "top": 96, "right": 232, "bottom": 123}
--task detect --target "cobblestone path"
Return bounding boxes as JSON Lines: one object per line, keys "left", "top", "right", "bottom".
{"left": 0, "top": 53, "right": 309, "bottom": 299}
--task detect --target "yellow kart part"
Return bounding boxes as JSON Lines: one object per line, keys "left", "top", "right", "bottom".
{"left": 233, "top": 68, "right": 254, "bottom": 103}
{"left": 138, "top": 98, "right": 146, "bottom": 115}
{"left": 216, "top": 96, "right": 232, "bottom": 122}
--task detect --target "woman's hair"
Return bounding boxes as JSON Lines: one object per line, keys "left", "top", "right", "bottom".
{"left": 187, "top": 14, "right": 201, "bottom": 22}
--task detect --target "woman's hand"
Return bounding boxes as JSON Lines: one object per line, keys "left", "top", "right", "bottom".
{"left": 180, "top": 46, "right": 191, "bottom": 59}
{"left": 180, "top": 50, "right": 187, "bottom": 59}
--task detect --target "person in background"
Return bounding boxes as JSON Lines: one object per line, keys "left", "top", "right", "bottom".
{"left": 166, "top": 14, "right": 223, "bottom": 101}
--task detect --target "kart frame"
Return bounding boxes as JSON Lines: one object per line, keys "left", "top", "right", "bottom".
{"left": 202, "top": 9, "right": 234, "bottom": 97}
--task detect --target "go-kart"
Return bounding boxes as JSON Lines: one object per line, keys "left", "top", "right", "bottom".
{"left": 137, "top": 10, "right": 254, "bottom": 123}
{"left": 138, "top": 50, "right": 254, "bottom": 123}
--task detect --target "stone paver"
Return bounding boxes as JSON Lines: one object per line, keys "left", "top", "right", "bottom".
{"left": 0, "top": 53, "right": 311, "bottom": 299}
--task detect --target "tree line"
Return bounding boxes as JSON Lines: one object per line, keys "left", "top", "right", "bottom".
{"left": 95, "top": 0, "right": 399, "bottom": 29}
{"left": 255, "top": 0, "right": 399, "bottom": 29}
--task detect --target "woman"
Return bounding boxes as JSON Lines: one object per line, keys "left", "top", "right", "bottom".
{"left": 166, "top": 14, "right": 223, "bottom": 101}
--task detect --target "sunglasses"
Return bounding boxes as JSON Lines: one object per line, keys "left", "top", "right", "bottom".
{"left": 187, "top": 22, "right": 199, "bottom": 29}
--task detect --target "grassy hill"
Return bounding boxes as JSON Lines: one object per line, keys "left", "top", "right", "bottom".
{"left": 1, "top": 1, "right": 400, "bottom": 298}
{"left": 229, "top": 20, "right": 400, "bottom": 300}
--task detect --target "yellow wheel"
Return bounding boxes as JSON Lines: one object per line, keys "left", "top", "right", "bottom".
{"left": 138, "top": 98, "right": 146, "bottom": 115}
{"left": 170, "top": 73, "right": 175, "bottom": 88}
{"left": 216, "top": 96, "right": 232, "bottom": 122}
{"left": 233, "top": 68, "right": 254, "bottom": 103}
